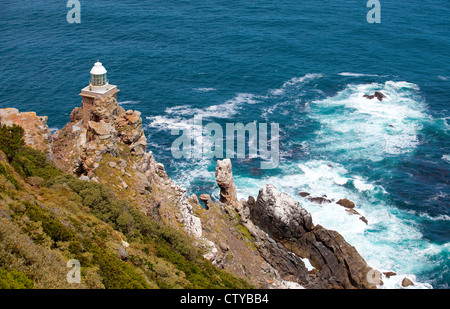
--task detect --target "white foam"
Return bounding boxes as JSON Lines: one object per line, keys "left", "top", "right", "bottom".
{"left": 270, "top": 73, "right": 323, "bottom": 96}
{"left": 194, "top": 87, "right": 217, "bottom": 92}
{"left": 353, "top": 176, "right": 375, "bottom": 192}
{"left": 164, "top": 93, "right": 259, "bottom": 120}
{"left": 118, "top": 100, "right": 140, "bottom": 105}
{"left": 300, "top": 257, "right": 315, "bottom": 271}
{"left": 338, "top": 72, "right": 382, "bottom": 77}
{"left": 405, "top": 209, "right": 450, "bottom": 222}
{"left": 443, "top": 154, "right": 450, "bottom": 163}
{"left": 309, "top": 81, "right": 428, "bottom": 161}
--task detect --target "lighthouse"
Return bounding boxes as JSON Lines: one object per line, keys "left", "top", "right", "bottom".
{"left": 79, "top": 61, "right": 119, "bottom": 127}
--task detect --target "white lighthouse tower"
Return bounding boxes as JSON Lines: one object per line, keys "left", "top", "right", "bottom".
{"left": 79, "top": 61, "right": 119, "bottom": 127}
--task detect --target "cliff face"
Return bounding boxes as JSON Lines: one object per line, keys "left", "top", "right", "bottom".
{"left": 0, "top": 108, "right": 53, "bottom": 160}
{"left": 0, "top": 98, "right": 376, "bottom": 289}
{"left": 249, "top": 184, "right": 374, "bottom": 289}
{"left": 51, "top": 95, "right": 202, "bottom": 239}
{"left": 202, "top": 159, "right": 375, "bottom": 289}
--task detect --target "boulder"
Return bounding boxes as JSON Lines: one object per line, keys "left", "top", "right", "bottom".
{"left": 337, "top": 198, "right": 355, "bottom": 209}
{"left": 401, "top": 277, "right": 414, "bottom": 287}
{"left": 383, "top": 271, "right": 397, "bottom": 278}
{"left": 88, "top": 120, "right": 117, "bottom": 140}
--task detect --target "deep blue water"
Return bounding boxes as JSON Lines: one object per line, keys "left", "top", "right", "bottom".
{"left": 1, "top": 0, "right": 449, "bottom": 288}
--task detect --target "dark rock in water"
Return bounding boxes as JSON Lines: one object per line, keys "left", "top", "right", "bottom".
{"left": 374, "top": 91, "right": 386, "bottom": 101}
{"left": 337, "top": 198, "right": 355, "bottom": 209}
{"left": 383, "top": 271, "right": 397, "bottom": 278}
{"left": 346, "top": 208, "right": 360, "bottom": 215}
{"left": 250, "top": 184, "right": 375, "bottom": 289}
{"left": 402, "top": 277, "right": 414, "bottom": 287}
{"left": 298, "top": 192, "right": 310, "bottom": 197}
{"left": 359, "top": 216, "right": 368, "bottom": 225}
{"left": 363, "top": 91, "right": 386, "bottom": 101}
{"left": 307, "top": 196, "right": 332, "bottom": 204}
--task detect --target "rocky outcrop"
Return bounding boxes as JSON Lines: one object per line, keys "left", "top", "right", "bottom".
{"left": 194, "top": 160, "right": 376, "bottom": 289}
{"left": 192, "top": 191, "right": 311, "bottom": 289}
{"left": 249, "top": 184, "right": 375, "bottom": 289}
{"left": 337, "top": 198, "right": 355, "bottom": 209}
{"left": 53, "top": 95, "right": 146, "bottom": 177}
{"left": 0, "top": 108, "right": 53, "bottom": 159}
{"left": 199, "top": 194, "right": 213, "bottom": 210}
{"left": 363, "top": 91, "right": 386, "bottom": 101}
{"left": 215, "top": 159, "right": 238, "bottom": 208}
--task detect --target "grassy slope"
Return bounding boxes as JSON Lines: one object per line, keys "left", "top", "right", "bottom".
{"left": 0, "top": 125, "right": 252, "bottom": 289}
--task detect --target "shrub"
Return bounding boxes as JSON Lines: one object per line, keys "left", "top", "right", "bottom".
{"left": 11, "top": 147, "right": 62, "bottom": 181}
{"left": 25, "top": 203, "right": 73, "bottom": 243}
{"left": 91, "top": 246, "right": 149, "bottom": 289}
{"left": 0, "top": 162, "right": 20, "bottom": 189}
{"left": 0, "top": 124, "right": 24, "bottom": 162}
{"left": 0, "top": 269, "right": 34, "bottom": 289}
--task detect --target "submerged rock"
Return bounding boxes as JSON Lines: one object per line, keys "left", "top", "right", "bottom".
{"left": 307, "top": 196, "right": 332, "bottom": 204}
{"left": 363, "top": 91, "right": 386, "bottom": 101}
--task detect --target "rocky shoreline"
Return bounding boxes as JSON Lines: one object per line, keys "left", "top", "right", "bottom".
{"left": 1, "top": 97, "right": 381, "bottom": 289}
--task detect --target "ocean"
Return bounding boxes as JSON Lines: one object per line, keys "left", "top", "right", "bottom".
{"left": 0, "top": 0, "right": 449, "bottom": 288}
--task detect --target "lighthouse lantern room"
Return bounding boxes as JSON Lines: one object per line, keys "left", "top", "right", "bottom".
{"left": 90, "top": 61, "right": 108, "bottom": 86}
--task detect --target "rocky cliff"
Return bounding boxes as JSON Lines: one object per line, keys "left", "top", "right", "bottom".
{"left": 198, "top": 159, "right": 376, "bottom": 289}
{"left": 0, "top": 108, "right": 53, "bottom": 160}
{"left": 0, "top": 99, "right": 377, "bottom": 289}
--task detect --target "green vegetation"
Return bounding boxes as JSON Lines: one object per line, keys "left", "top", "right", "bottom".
{"left": 0, "top": 124, "right": 252, "bottom": 289}
{"left": 0, "top": 124, "right": 24, "bottom": 162}
{"left": 0, "top": 269, "right": 34, "bottom": 289}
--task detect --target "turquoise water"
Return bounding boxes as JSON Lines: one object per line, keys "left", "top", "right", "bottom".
{"left": 1, "top": 0, "right": 449, "bottom": 288}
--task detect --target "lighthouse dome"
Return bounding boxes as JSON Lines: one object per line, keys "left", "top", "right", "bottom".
{"left": 90, "top": 61, "right": 107, "bottom": 75}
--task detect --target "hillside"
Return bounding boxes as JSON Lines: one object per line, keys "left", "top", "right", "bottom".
{"left": 0, "top": 124, "right": 251, "bottom": 289}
